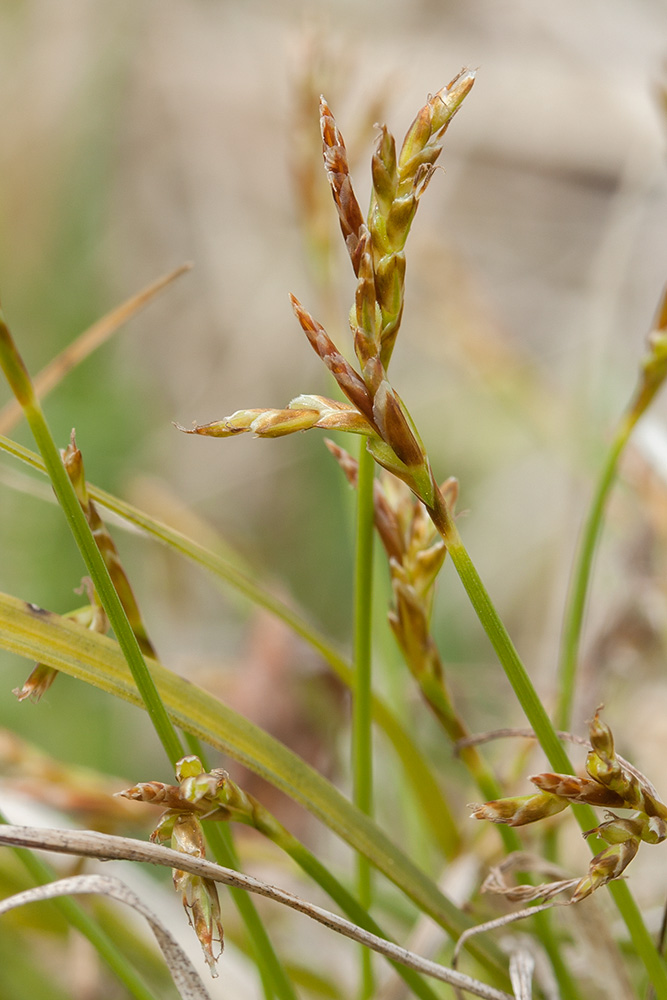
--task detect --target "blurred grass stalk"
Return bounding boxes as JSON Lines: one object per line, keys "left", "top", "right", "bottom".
{"left": 556, "top": 284, "right": 667, "bottom": 730}
{"left": 0, "top": 264, "right": 192, "bottom": 437}
{"left": 0, "top": 305, "right": 184, "bottom": 766}
{"left": 352, "top": 443, "right": 376, "bottom": 999}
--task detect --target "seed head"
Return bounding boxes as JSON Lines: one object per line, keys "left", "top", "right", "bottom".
{"left": 572, "top": 839, "right": 640, "bottom": 902}
{"left": 469, "top": 791, "right": 568, "bottom": 827}
{"left": 530, "top": 772, "right": 626, "bottom": 809}
{"left": 319, "top": 96, "right": 365, "bottom": 275}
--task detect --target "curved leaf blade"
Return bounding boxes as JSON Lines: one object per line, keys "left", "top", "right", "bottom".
{"left": 0, "top": 590, "right": 504, "bottom": 977}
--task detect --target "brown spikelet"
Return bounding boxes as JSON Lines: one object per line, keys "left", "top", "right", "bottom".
{"left": 324, "top": 439, "right": 358, "bottom": 485}
{"left": 372, "top": 381, "right": 425, "bottom": 468}
{"left": 116, "top": 781, "right": 192, "bottom": 811}
{"left": 14, "top": 579, "right": 109, "bottom": 704}
{"left": 13, "top": 663, "right": 59, "bottom": 703}
{"left": 470, "top": 791, "right": 568, "bottom": 827}
{"left": 320, "top": 96, "right": 366, "bottom": 275}
{"left": 62, "top": 431, "right": 156, "bottom": 659}
{"left": 529, "top": 772, "right": 627, "bottom": 809}
{"left": 572, "top": 839, "right": 641, "bottom": 902}
{"left": 289, "top": 294, "right": 376, "bottom": 425}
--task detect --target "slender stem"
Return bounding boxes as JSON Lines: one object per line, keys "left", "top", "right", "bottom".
{"left": 427, "top": 487, "right": 667, "bottom": 999}
{"left": 281, "top": 838, "right": 442, "bottom": 1000}
{"left": 418, "top": 632, "right": 583, "bottom": 996}
{"left": 184, "top": 733, "right": 296, "bottom": 1000}
{"left": 203, "top": 821, "right": 280, "bottom": 1000}
{"left": 430, "top": 491, "right": 571, "bottom": 774}
{"left": 0, "top": 311, "right": 183, "bottom": 767}
{"left": 353, "top": 441, "right": 376, "bottom": 999}
{"left": 608, "top": 878, "right": 667, "bottom": 998}
{"left": 0, "top": 812, "right": 161, "bottom": 1000}
{"left": 556, "top": 411, "right": 635, "bottom": 730}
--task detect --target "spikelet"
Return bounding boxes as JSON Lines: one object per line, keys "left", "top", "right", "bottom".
{"left": 15, "top": 432, "right": 158, "bottom": 702}
{"left": 62, "top": 431, "right": 156, "bottom": 658}
{"left": 13, "top": 578, "right": 108, "bottom": 702}
{"left": 326, "top": 438, "right": 483, "bottom": 758}
{"left": 529, "top": 772, "right": 627, "bottom": 809}
{"left": 469, "top": 792, "right": 568, "bottom": 828}
{"left": 119, "top": 756, "right": 226, "bottom": 974}
{"left": 571, "top": 839, "right": 641, "bottom": 902}
{"left": 319, "top": 95, "right": 366, "bottom": 275}
{"left": 170, "top": 813, "right": 224, "bottom": 975}
{"left": 473, "top": 710, "right": 667, "bottom": 904}
{"left": 628, "top": 283, "right": 667, "bottom": 421}
{"left": 180, "top": 77, "right": 476, "bottom": 519}
{"left": 177, "top": 395, "right": 374, "bottom": 440}
{"left": 368, "top": 70, "right": 475, "bottom": 364}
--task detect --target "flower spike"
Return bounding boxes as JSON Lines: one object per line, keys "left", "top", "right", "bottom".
{"left": 319, "top": 96, "right": 366, "bottom": 275}
{"left": 473, "top": 710, "right": 667, "bottom": 904}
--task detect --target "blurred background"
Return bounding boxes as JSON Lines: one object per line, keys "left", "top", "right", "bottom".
{"left": 2, "top": 0, "right": 667, "bottom": 996}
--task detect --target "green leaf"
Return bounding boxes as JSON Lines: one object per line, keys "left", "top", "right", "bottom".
{"left": 0, "top": 590, "right": 507, "bottom": 980}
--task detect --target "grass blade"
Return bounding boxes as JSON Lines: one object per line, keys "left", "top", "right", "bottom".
{"left": 0, "top": 589, "right": 508, "bottom": 980}
{"left": 0, "top": 264, "right": 191, "bottom": 435}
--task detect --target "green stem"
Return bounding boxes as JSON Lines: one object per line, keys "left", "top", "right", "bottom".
{"left": 608, "top": 878, "right": 667, "bottom": 996}
{"left": 183, "top": 733, "right": 296, "bottom": 1000}
{"left": 279, "top": 835, "right": 442, "bottom": 1000}
{"left": 0, "top": 812, "right": 161, "bottom": 1000}
{"left": 430, "top": 493, "right": 571, "bottom": 774}
{"left": 427, "top": 487, "right": 667, "bottom": 998}
{"left": 202, "top": 821, "right": 280, "bottom": 1000}
{"left": 353, "top": 441, "right": 376, "bottom": 999}
{"left": 556, "top": 411, "right": 635, "bottom": 730}
{"left": 0, "top": 311, "right": 183, "bottom": 767}
{"left": 419, "top": 660, "right": 582, "bottom": 996}
{"left": 223, "top": 773, "right": 444, "bottom": 1000}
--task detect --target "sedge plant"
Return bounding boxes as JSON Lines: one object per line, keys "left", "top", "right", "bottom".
{"left": 0, "top": 68, "right": 666, "bottom": 1000}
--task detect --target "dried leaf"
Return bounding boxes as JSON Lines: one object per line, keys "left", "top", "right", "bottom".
{"left": 0, "top": 874, "right": 211, "bottom": 999}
